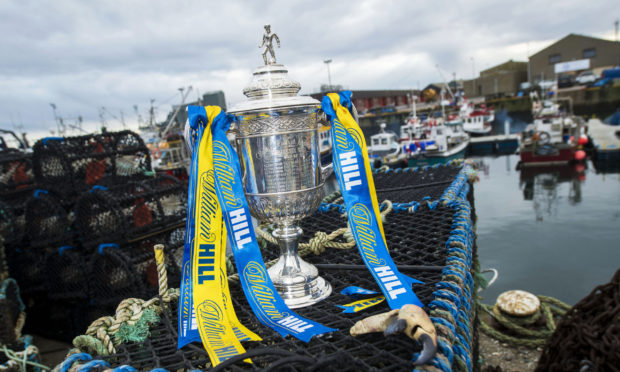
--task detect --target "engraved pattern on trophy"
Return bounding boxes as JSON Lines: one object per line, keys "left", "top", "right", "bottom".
{"left": 240, "top": 111, "right": 316, "bottom": 137}
{"left": 228, "top": 26, "right": 332, "bottom": 308}
{"left": 242, "top": 75, "right": 301, "bottom": 99}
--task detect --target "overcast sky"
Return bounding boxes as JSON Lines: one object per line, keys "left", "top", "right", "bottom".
{"left": 1, "top": 0, "right": 618, "bottom": 139}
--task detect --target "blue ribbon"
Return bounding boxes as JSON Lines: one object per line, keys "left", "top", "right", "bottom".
{"left": 177, "top": 119, "right": 205, "bottom": 348}
{"left": 97, "top": 243, "right": 119, "bottom": 254}
{"left": 185, "top": 106, "right": 335, "bottom": 343}
{"left": 322, "top": 91, "right": 423, "bottom": 309}
{"left": 340, "top": 286, "right": 378, "bottom": 297}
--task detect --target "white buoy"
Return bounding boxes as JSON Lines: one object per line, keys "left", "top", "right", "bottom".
{"left": 496, "top": 290, "right": 540, "bottom": 316}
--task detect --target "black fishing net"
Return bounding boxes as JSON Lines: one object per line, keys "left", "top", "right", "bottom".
{"left": 74, "top": 174, "right": 186, "bottom": 249}
{"left": 24, "top": 298, "right": 111, "bottom": 343}
{"left": 21, "top": 224, "right": 185, "bottom": 342}
{"left": 95, "top": 200, "right": 459, "bottom": 371}
{"left": 0, "top": 278, "right": 24, "bottom": 345}
{"left": 87, "top": 225, "right": 184, "bottom": 308}
{"left": 372, "top": 166, "right": 461, "bottom": 204}
{"left": 536, "top": 269, "right": 620, "bottom": 372}
{"left": 0, "top": 149, "right": 34, "bottom": 198}
{"left": 0, "top": 185, "right": 30, "bottom": 253}
{"left": 24, "top": 191, "right": 73, "bottom": 249}
{"left": 31, "top": 131, "right": 151, "bottom": 200}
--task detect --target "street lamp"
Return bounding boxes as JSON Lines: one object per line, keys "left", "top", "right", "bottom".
{"left": 323, "top": 59, "right": 333, "bottom": 90}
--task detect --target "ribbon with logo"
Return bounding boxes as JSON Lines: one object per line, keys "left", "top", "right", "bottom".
{"left": 178, "top": 106, "right": 261, "bottom": 365}
{"left": 182, "top": 106, "right": 336, "bottom": 365}
{"left": 321, "top": 91, "right": 424, "bottom": 310}
{"left": 177, "top": 118, "right": 202, "bottom": 348}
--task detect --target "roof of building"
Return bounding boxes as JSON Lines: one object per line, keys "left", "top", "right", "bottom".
{"left": 530, "top": 33, "right": 619, "bottom": 58}
{"left": 480, "top": 59, "right": 528, "bottom": 76}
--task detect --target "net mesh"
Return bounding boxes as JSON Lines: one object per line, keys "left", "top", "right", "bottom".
{"left": 22, "top": 225, "right": 184, "bottom": 341}
{"left": 31, "top": 131, "right": 151, "bottom": 200}
{"left": 536, "top": 269, "right": 620, "bottom": 372}
{"left": 74, "top": 174, "right": 186, "bottom": 249}
{"left": 0, "top": 149, "right": 34, "bottom": 198}
{"left": 81, "top": 164, "right": 475, "bottom": 371}
{"left": 0, "top": 278, "right": 24, "bottom": 345}
{"left": 0, "top": 131, "right": 188, "bottom": 342}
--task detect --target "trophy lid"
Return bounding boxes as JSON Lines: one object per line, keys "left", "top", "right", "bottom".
{"left": 228, "top": 26, "right": 319, "bottom": 114}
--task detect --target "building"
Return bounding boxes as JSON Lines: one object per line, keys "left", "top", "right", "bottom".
{"left": 471, "top": 60, "right": 528, "bottom": 99}
{"left": 529, "top": 34, "right": 620, "bottom": 82}
{"left": 161, "top": 91, "right": 227, "bottom": 134}
{"left": 310, "top": 89, "right": 419, "bottom": 114}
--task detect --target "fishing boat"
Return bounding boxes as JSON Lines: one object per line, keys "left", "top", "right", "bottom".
{"left": 460, "top": 101, "right": 494, "bottom": 135}
{"left": 406, "top": 118, "right": 470, "bottom": 167}
{"left": 368, "top": 123, "right": 407, "bottom": 168}
{"left": 586, "top": 117, "right": 620, "bottom": 163}
{"left": 399, "top": 95, "right": 424, "bottom": 142}
{"left": 318, "top": 124, "right": 332, "bottom": 165}
{"left": 405, "top": 87, "right": 470, "bottom": 166}
{"left": 519, "top": 94, "right": 583, "bottom": 166}
{"left": 140, "top": 87, "right": 194, "bottom": 179}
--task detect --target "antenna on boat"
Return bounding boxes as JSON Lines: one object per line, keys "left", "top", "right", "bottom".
{"left": 435, "top": 64, "right": 455, "bottom": 101}
{"left": 101, "top": 106, "right": 128, "bottom": 130}
{"left": 161, "top": 86, "right": 193, "bottom": 138}
{"left": 133, "top": 105, "right": 145, "bottom": 128}
{"left": 409, "top": 92, "right": 418, "bottom": 119}
{"left": 148, "top": 99, "right": 156, "bottom": 130}
{"left": 50, "top": 103, "right": 65, "bottom": 135}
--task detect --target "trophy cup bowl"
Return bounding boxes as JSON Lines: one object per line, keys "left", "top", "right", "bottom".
{"left": 229, "top": 63, "right": 332, "bottom": 308}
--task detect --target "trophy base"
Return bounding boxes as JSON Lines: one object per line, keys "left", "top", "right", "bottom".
{"left": 268, "top": 257, "right": 332, "bottom": 309}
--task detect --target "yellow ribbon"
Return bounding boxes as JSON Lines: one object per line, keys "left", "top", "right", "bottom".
{"left": 340, "top": 295, "right": 386, "bottom": 313}
{"left": 325, "top": 93, "right": 386, "bottom": 240}
{"left": 192, "top": 106, "right": 260, "bottom": 366}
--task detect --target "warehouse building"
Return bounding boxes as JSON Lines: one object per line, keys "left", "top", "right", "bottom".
{"left": 529, "top": 33, "right": 620, "bottom": 82}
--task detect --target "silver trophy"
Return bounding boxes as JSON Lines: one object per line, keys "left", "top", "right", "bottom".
{"left": 228, "top": 26, "right": 332, "bottom": 308}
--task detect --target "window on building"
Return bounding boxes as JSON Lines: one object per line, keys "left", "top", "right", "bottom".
{"left": 583, "top": 48, "right": 596, "bottom": 58}
{"left": 549, "top": 54, "right": 561, "bottom": 64}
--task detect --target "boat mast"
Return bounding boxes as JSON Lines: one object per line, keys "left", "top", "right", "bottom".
{"left": 410, "top": 92, "right": 417, "bottom": 119}
{"left": 441, "top": 88, "right": 446, "bottom": 119}
{"left": 161, "top": 86, "right": 193, "bottom": 138}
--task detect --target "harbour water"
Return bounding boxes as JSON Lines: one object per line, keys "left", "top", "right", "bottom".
{"left": 474, "top": 154, "right": 620, "bottom": 305}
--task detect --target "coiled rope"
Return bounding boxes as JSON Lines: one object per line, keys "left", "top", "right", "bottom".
{"left": 477, "top": 296, "right": 570, "bottom": 348}
{"left": 69, "top": 244, "right": 179, "bottom": 357}
{"left": 0, "top": 342, "right": 49, "bottom": 371}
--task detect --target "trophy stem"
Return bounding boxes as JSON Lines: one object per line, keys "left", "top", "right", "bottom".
{"left": 268, "top": 224, "right": 332, "bottom": 308}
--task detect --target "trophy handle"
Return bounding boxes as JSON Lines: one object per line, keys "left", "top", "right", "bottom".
{"left": 351, "top": 102, "right": 360, "bottom": 124}
{"left": 321, "top": 163, "right": 333, "bottom": 181}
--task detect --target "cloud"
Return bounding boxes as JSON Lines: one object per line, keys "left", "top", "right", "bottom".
{"left": 0, "top": 0, "right": 617, "bottom": 139}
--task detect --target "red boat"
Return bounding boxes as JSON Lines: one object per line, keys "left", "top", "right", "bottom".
{"left": 519, "top": 142, "right": 576, "bottom": 165}
{"left": 519, "top": 97, "right": 584, "bottom": 166}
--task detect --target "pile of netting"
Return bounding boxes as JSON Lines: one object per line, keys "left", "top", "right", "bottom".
{"left": 0, "top": 237, "right": 44, "bottom": 372}
{"left": 57, "top": 161, "right": 481, "bottom": 372}
{"left": 0, "top": 131, "right": 187, "bottom": 342}
{"left": 31, "top": 131, "right": 151, "bottom": 200}
{"left": 0, "top": 149, "right": 33, "bottom": 199}
{"left": 536, "top": 269, "right": 620, "bottom": 371}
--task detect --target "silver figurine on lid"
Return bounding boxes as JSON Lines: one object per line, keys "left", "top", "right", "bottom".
{"left": 228, "top": 25, "right": 332, "bottom": 308}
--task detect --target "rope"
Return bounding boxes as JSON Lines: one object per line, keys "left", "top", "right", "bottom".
{"left": 0, "top": 343, "right": 49, "bottom": 371}
{"left": 70, "top": 244, "right": 178, "bottom": 357}
{"left": 153, "top": 244, "right": 167, "bottom": 297}
{"left": 227, "top": 199, "right": 395, "bottom": 280}
{"left": 477, "top": 295, "right": 571, "bottom": 348}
